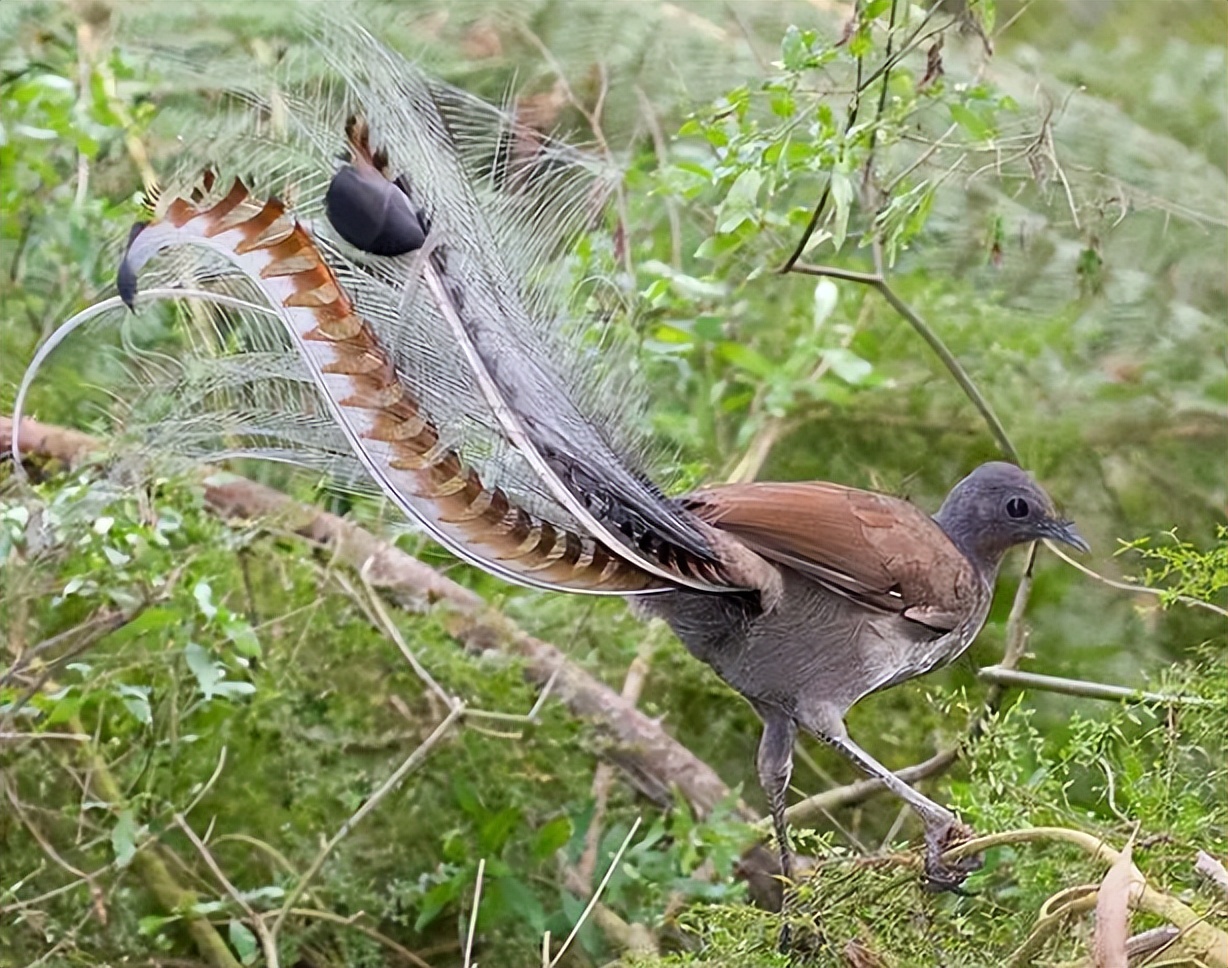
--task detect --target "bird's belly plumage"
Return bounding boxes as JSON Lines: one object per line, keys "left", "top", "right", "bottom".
{"left": 639, "top": 567, "right": 969, "bottom": 719}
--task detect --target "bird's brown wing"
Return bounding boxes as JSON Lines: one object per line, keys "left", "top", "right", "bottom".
{"left": 684, "top": 481, "right": 980, "bottom": 631}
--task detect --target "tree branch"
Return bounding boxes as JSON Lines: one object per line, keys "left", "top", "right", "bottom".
{"left": 2, "top": 416, "right": 744, "bottom": 821}
{"left": 976, "top": 666, "right": 1214, "bottom": 707}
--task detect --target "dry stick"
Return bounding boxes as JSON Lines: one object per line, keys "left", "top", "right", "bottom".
{"left": 284, "top": 907, "right": 436, "bottom": 968}
{"left": 1006, "top": 887, "right": 1100, "bottom": 968}
{"left": 1131, "top": 908, "right": 1227, "bottom": 968}
{"left": 869, "top": 276, "right": 1018, "bottom": 462}
{"left": 268, "top": 704, "right": 465, "bottom": 941}
{"left": 181, "top": 746, "right": 228, "bottom": 819}
{"left": 346, "top": 566, "right": 562, "bottom": 736}
{"left": 0, "top": 731, "right": 90, "bottom": 741}
{"left": 1, "top": 605, "right": 145, "bottom": 694}
{"left": 565, "top": 641, "right": 659, "bottom": 957}
{"left": 2, "top": 779, "right": 95, "bottom": 895}
{"left": 942, "top": 829, "right": 1228, "bottom": 968}
{"left": 1046, "top": 540, "right": 1228, "bottom": 620}
{"left": 175, "top": 815, "right": 280, "bottom": 968}
{"left": 976, "top": 666, "right": 1214, "bottom": 707}
{"left": 548, "top": 817, "right": 643, "bottom": 968}
{"left": 462, "top": 858, "right": 485, "bottom": 968}
{"left": 577, "top": 645, "right": 652, "bottom": 884}
{"left": 1196, "top": 852, "right": 1228, "bottom": 898}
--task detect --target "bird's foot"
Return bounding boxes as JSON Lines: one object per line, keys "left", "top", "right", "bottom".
{"left": 922, "top": 818, "right": 982, "bottom": 894}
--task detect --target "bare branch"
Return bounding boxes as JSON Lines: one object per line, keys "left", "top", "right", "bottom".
{"left": 269, "top": 704, "right": 465, "bottom": 940}
{"left": 977, "top": 666, "right": 1215, "bottom": 707}
{"left": 175, "top": 814, "right": 280, "bottom": 968}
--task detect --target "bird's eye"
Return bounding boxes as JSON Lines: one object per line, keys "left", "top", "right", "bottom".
{"left": 1006, "top": 497, "right": 1030, "bottom": 519}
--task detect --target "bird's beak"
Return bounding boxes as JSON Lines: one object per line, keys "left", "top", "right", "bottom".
{"left": 1045, "top": 519, "right": 1090, "bottom": 554}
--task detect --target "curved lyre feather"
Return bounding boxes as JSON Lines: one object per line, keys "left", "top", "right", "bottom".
{"left": 114, "top": 181, "right": 662, "bottom": 594}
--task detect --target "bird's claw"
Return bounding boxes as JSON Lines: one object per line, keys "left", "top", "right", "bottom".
{"left": 922, "top": 818, "right": 982, "bottom": 893}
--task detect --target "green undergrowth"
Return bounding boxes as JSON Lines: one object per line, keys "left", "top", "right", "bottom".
{"left": 630, "top": 659, "right": 1227, "bottom": 967}
{"left": 3, "top": 457, "right": 1224, "bottom": 967}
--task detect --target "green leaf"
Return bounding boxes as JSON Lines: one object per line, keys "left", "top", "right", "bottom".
{"left": 829, "top": 169, "right": 854, "bottom": 252}
{"left": 717, "top": 342, "right": 775, "bottom": 379}
{"left": 228, "top": 920, "right": 259, "bottom": 965}
{"left": 949, "top": 103, "right": 994, "bottom": 141}
{"left": 453, "top": 776, "right": 483, "bottom": 818}
{"left": 715, "top": 169, "right": 762, "bottom": 234}
{"left": 223, "top": 618, "right": 262, "bottom": 658}
{"left": 124, "top": 606, "right": 181, "bottom": 635}
{"left": 414, "top": 879, "right": 458, "bottom": 931}
{"left": 491, "top": 877, "right": 546, "bottom": 934}
{"left": 531, "top": 816, "right": 573, "bottom": 861}
{"left": 812, "top": 278, "right": 839, "bottom": 329}
{"left": 823, "top": 348, "right": 873, "bottom": 385}
{"left": 138, "top": 913, "right": 181, "bottom": 935}
{"left": 693, "top": 315, "right": 725, "bottom": 341}
{"left": 780, "top": 25, "right": 808, "bottom": 72}
{"left": 112, "top": 809, "right": 137, "bottom": 867}
{"left": 185, "top": 642, "right": 222, "bottom": 699}
{"left": 116, "top": 683, "right": 152, "bottom": 726}
{"left": 193, "top": 581, "right": 217, "bottom": 620}
{"left": 479, "top": 806, "right": 522, "bottom": 855}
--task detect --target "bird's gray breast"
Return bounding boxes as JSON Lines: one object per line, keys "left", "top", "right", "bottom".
{"left": 638, "top": 568, "right": 992, "bottom": 719}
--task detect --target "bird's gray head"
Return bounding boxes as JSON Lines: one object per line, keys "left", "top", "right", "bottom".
{"left": 933, "top": 461, "right": 1089, "bottom": 574}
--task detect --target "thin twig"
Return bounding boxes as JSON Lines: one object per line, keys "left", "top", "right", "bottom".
{"left": 787, "top": 262, "right": 884, "bottom": 286}
{"left": 181, "top": 746, "right": 228, "bottom": 819}
{"left": 0, "top": 731, "right": 91, "bottom": 741}
{"left": 577, "top": 645, "right": 651, "bottom": 883}
{"left": 872, "top": 277, "right": 1018, "bottom": 461}
{"left": 269, "top": 705, "right": 465, "bottom": 940}
{"left": 175, "top": 814, "right": 280, "bottom": 968}
{"left": 1046, "top": 540, "right": 1228, "bottom": 619}
{"left": 797, "top": 229, "right": 1017, "bottom": 461}
{"left": 1196, "top": 851, "right": 1228, "bottom": 898}
{"left": 285, "top": 907, "right": 436, "bottom": 968}
{"left": 3, "top": 780, "right": 93, "bottom": 882}
{"left": 1, "top": 606, "right": 145, "bottom": 692}
{"left": 977, "top": 666, "right": 1215, "bottom": 707}
{"left": 943, "top": 829, "right": 1228, "bottom": 968}
{"left": 351, "top": 566, "right": 456, "bottom": 711}
{"left": 463, "top": 858, "right": 485, "bottom": 968}
{"left": 1006, "top": 886, "right": 1099, "bottom": 968}
{"left": 548, "top": 817, "right": 642, "bottom": 967}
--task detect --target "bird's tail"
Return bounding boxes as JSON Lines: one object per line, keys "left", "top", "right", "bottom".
{"left": 14, "top": 16, "right": 766, "bottom": 597}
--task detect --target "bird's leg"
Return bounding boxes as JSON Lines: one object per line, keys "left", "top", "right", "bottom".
{"left": 801, "top": 710, "right": 982, "bottom": 891}
{"left": 755, "top": 708, "right": 798, "bottom": 951}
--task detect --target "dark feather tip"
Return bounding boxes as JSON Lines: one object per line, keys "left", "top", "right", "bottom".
{"left": 325, "top": 164, "right": 427, "bottom": 256}
{"left": 117, "top": 221, "right": 149, "bottom": 311}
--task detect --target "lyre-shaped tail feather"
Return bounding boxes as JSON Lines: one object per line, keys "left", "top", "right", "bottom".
{"left": 113, "top": 180, "right": 665, "bottom": 593}
{"left": 321, "top": 116, "right": 736, "bottom": 591}
{"left": 15, "top": 18, "right": 760, "bottom": 597}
